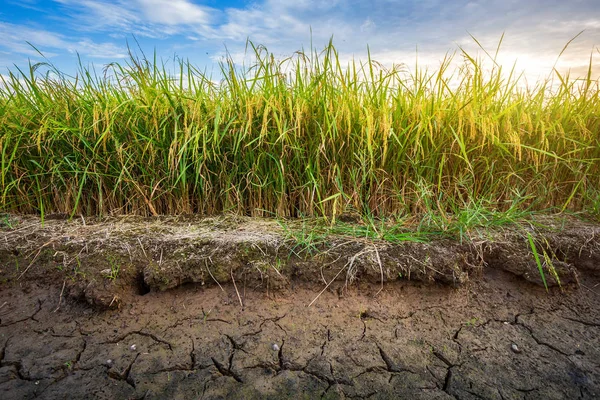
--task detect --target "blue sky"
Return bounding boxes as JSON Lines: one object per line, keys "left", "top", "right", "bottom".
{"left": 1, "top": 0, "right": 599, "bottom": 82}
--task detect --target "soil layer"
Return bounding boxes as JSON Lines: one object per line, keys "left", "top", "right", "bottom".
{"left": 0, "top": 215, "right": 599, "bottom": 398}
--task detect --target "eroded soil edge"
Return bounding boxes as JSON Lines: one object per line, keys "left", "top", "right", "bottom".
{"left": 0, "top": 215, "right": 599, "bottom": 309}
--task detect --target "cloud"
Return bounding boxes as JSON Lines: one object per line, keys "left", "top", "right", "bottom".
{"left": 53, "top": 0, "right": 152, "bottom": 36}
{"left": 0, "top": 22, "right": 127, "bottom": 61}
{"left": 69, "top": 39, "right": 128, "bottom": 59}
{"left": 217, "top": 0, "right": 600, "bottom": 81}
{"left": 4, "top": 0, "right": 48, "bottom": 13}
{"left": 0, "top": 22, "right": 66, "bottom": 57}
{"left": 3, "top": 0, "right": 598, "bottom": 82}
{"left": 53, "top": 0, "right": 217, "bottom": 37}
{"left": 49, "top": 0, "right": 600, "bottom": 55}
{"left": 135, "top": 0, "right": 212, "bottom": 25}
{"left": 360, "top": 18, "right": 376, "bottom": 33}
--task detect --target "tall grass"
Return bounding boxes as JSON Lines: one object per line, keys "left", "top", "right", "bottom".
{"left": 0, "top": 40, "right": 599, "bottom": 221}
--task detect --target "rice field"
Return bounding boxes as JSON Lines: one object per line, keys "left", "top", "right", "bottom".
{"left": 0, "top": 41, "right": 599, "bottom": 223}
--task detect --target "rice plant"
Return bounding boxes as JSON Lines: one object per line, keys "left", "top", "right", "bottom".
{"left": 0, "top": 39, "right": 598, "bottom": 223}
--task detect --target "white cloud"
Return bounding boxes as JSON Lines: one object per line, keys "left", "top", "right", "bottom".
{"left": 135, "top": 0, "right": 212, "bottom": 25}
{"left": 0, "top": 22, "right": 127, "bottom": 61}
{"left": 68, "top": 39, "right": 128, "bottom": 59}
{"left": 211, "top": 1, "right": 599, "bottom": 85}
{"left": 53, "top": 0, "right": 217, "bottom": 37}
{"left": 4, "top": 0, "right": 597, "bottom": 83}
{"left": 0, "top": 22, "right": 64, "bottom": 57}
{"left": 360, "top": 18, "right": 376, "bottom": 33}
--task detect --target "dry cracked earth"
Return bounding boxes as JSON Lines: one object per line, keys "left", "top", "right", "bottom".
{"left": 0, "top": 266, "right": 599, "bottom": 400}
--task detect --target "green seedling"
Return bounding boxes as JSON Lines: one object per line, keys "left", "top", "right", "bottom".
{"left": 72, "top": 256, "right": 85, "bottom": 279}
{"left": 0, "top": 215, "right": 15, "bottom": 229}
{"left": 527, "top": 233, "right": 548, "bottom": 291}
{"left": 106, "top": 256, "right": 120, "bottom": 280}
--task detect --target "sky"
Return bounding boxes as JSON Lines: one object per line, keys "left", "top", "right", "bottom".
{"left": 0, "top": 0, "right": 599, "bottom": 84}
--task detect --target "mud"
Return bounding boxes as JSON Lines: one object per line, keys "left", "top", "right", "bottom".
{"left": 0, "top": 215, "right": 599, "bottom": 398}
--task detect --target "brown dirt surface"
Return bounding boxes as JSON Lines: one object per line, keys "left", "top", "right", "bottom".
{"left": 0, "top": 214, "right": 599, "bottom": 398}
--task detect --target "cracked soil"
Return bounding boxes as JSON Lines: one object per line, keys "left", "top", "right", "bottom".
{"left": 0, "top": 216, "right": 599, "bottom": 398}
{"left": 1, "top": 267, "right": 599, "bottom": 399}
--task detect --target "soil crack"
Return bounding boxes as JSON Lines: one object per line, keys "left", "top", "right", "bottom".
{"left": 225, "top": 334, "right": 249, "bottom": 354}
{"left": 0, "top": 337, "right": 8, "bottom": 364}
{"left": 277, "top": 339, "right": 288, "bottom": 370}
{"left": 561, "top": 316, "right": 600, "bottom": 327}
{"left": 33, "top": 327, "right": 78, "bottom": 338}
{"left": 108, "top": 353, "right": 139, "bottom": 389}
{"left": 515, "top": 316, "right": 570, "bottom": 356}
{"left": 320, "top": 340, "right": 327, "bottom": 356}
{"left": 0, "top": 299, "right": 43, "bottom": 327}
{"left": 432, "top": 350, "right": 453, "bottom": 367}
{"left": 205, "top": 318, "right": 232, "bottom": 324}
{"left": 377, "top": 345, "right": 414, "bottom": 374}
{"left": 442, "top": 366, "right": 453, "bottom": 392}
{"left": 239, "top": 323, "right": 263, "bottom": 338}
{"left": 429, "top": 346, "right": 461, "bottom": 399}
{"left": 190, "top": 337, "right": 196, "bottom": 368}
{"left": 259, "top": 314, "right": 287, "bottom": 334}
{"left": 149, "top": 365, "right": 197, "bottom": 374}
{"left": 360, "top": 320, "right": 367, "bottom": 341}
{"left": 211, "top": 356, "right": 243, "bottom": 383}
{"left": 73, "top": 338, "right": 87, "bottom": 367}
{"left": 162, "top": 316, "right": 196, "bottom": 332}
{"left": 352, "top": 366, "right": 386, "bottom": 380}
{"left": 2, "top": 360, "right": 34, "bottom": 381}
{"left": 512, "top": 386, "right": 539, "bottom": 394}
{"left": 315, "top": 363, "right": 354, "bottom": 400}
{"left": 452, "top": 325, "right": 463, "bottom": 340}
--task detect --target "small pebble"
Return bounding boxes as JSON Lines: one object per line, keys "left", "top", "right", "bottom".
{"left": 271, "top": 343, "right": 280, "bottom": 351}
{"left": 106, "top": 359, "right": 113, "bottom": 365}
{"left": 511, "top": 343, "right": 521, "bottom": 353}
{"left": 130, "top": 344, "right": 137, "bottom": 351}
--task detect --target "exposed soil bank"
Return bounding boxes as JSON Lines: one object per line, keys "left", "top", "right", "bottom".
{"left": 0, "top": 215, "right": 599, "bottom": 308}
{"left": 0, "top": 215, "right": 599, "bottom": 398}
